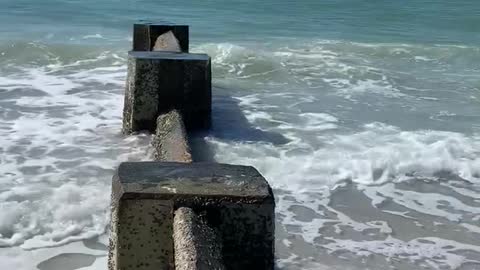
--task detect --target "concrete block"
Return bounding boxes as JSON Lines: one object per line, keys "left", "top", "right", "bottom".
{"left": 133, "top": 22, "right": 188, "bottom": 52}
{"left": 152, "top": 110, "right": 192, "bottom": 162}
{"left": 108, "top": 162, "right": 275, "bottom": 270}
{"left": 173, "top": 207, "right": 225, "bottom": 270}
{"left": 122, "top": 51, "right": 211, "bottom": 133}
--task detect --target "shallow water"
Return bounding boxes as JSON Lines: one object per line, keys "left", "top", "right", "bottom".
{"left": 1, "top": 1, "right": 480, "bottom": 269}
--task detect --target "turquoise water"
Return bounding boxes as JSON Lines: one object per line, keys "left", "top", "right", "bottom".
{"left": 1, "top": 1, "right": 480, "bottom": 269}
{"left": 2, "top": 0, "right": 480, "bottom": 44}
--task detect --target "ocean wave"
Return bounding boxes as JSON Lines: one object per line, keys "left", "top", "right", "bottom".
{"left": 205, "top": 88, "right": 480, "bottom": 268}
{"left": 0, "top": 38, "right": 479, "bottom": 269}
{"left": 0, "top": 50, "right": 150, "bottom": 249}
{"left": 0, "top": 41, "right": 126, "bottom": 70}
{"left": 193, "top": 40, "right": 479, "bottom": 102}
{"left": 207, "top": 120, "right": 480, "bottom": 189}
{"left": 206, "top": 112, "right": 480, "bottom": 268}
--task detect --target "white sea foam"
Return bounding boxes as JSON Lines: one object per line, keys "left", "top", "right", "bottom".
{"left": 323, "top": 236, "right": 480, "bottom": 269}
{"left": 82, "top": 34, "right": 105, "bottom": 40}
{"left": 195, "top": 42, "right": 416, "bottom": 101}
{"left": 205, "top": 86, "right": 480, "bottom": 268}
{"left": 1, "top": 39, "right": 480, "bottom": 269}
{"left": 212, "top": 96, "right": 480, "bottom": 186}
{"left": 0, "top": 49, "right": 151, "bottom": 250}
{"left": 0, "top": 239, "right": 107, "bottom": 270}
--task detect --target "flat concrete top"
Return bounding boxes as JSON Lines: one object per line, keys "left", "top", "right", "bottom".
{"left": 135, "top": 20, "right": 188, "bottom": 27}
{"left": 128, "top": 51, "right": 209, "bottom": 61}
{"left": 115, "top": 162, "right": 272, "bottom": 199}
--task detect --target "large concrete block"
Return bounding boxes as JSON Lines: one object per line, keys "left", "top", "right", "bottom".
{"left": 133, "top": 22, "right": 189, "bottom": 52}
{"left": 108, "top": 162, "right": 275, "bottom": 270}
{"left": 122, "top": 51, "right": 211, "bottom": 133}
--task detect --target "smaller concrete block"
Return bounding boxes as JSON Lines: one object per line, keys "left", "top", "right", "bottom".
{"left": 134, "top": 22, "right": 188, "bottom": 52}
{"left": 152, "top": 110, "right": 192, "bottom": 162}
{"left": 153, "top": 31, "right": 182, "bottom": 52}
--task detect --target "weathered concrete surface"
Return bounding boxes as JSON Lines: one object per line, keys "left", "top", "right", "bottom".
{"left": 152, "top": 110, "right": 192, "bottom": 162}
{"left": 113, "top": 162, "right": 272, "bottom": 198}
{"left": 109, "top": 162, "right": 275, "bottom": 270}
{"left": 108, "top": 198, "right": 173, "bottom": 270}
{"left": 153, "top": 31, "right": 182, "bottom": 52}
{"left": 173, "top": 207, "right": 225, "bottom": 270}
{"left": 133, "top": 22, "right": 188, "bottom": 52}
{"left": 122, "top": 51, "right": 211, "bottom": 133}
{"left": 122, "top": 54, "right": 159, "bottom": 133}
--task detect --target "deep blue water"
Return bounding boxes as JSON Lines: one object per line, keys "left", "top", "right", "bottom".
{"left": 1, "top": 0, "right": 479, "bottom": 44}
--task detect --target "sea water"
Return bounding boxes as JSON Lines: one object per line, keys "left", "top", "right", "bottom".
{"left": 1, "top": 1, "right": 480, "bottom": 269}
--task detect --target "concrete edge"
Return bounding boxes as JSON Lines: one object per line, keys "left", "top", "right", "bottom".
{"left": 151, "top": 110, "right": 192, "bottom": 163}
{"left": 173, "top": 207, "right": 225, "bottom": 270}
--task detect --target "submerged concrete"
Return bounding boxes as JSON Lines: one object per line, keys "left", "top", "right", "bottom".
{"left": 122, "top": 51, "right": 211, "bottom": 133}
{"left": 173, "top": 207, "right": 225, "bottom": 270}
{"left": 152, "top": 110, "right": 192, "bottom": 162}
{"left": 133, "top": 22, "right": 189, "bottom": 52}
{"left": 108, "top": 162, "right": 275, "bottom": 270}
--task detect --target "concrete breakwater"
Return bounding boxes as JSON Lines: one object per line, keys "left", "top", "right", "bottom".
{"left": 108, "top": 22, "right": 275, "bottom": 270}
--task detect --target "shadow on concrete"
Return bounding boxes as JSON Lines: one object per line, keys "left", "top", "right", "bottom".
{"left": 189, "top": 91, "right": 289, "bottom": 162}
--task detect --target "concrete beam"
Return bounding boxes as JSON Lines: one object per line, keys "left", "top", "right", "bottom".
{"left": 152, "top": 31, "right": 182, "bottom": 52}
{"left": 133, "top": 22, "right": 189, "bottom": 52}
{"left": 173, "top": 207, "right": 225, "bottom": 270}
{"left": 108, "top": 162, "right": 275, "bottom": 270}
{"left": 122, "top": 51, "right": 211, "bottom": 133}
{"left": 152, "top": 110, "right": 192, "bottom": 162}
